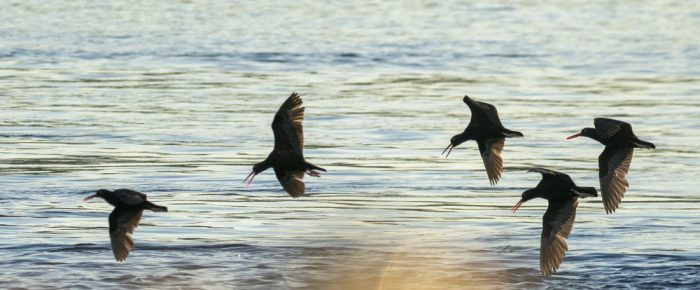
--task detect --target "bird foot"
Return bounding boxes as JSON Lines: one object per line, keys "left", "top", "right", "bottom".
{"left": 306, "top": 170, "right": 321, "bottom": 177}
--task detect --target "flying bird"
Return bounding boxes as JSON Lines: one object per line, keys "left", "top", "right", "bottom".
{"left": 443, "top": 95, "right": 523, "bottom": 184}
{"left": 243, "top": 93, "right": 326, "bottom": 197}
{"left": 566, "top": 118, "right": 655, "bottom": 213}
{"left": 83, "top": 189, "right": 168, "bottom": 262}
{"left": 511, "top": 168, "right": 597, "bottom": 276}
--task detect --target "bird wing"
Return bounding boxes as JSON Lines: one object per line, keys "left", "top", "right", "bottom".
{"left": 108, "top": 208, "right": 143, "bottom": 262}
{"left": 463, "top": 96, "right": 504, "bottom": 127}
{"left": 594, "top": 118, "right": 633, "bottom": 141}
{"left": 274, "top": 167, "right": 305, "bottom": 198}
{"left": 527, "top": 167, "right": 558, "bottom": 176}
{"left": 540, "top": 198, "right": 578, "bottom": 276}
{"left": 112, "top": 189, "right": 147, "bottom": 205}
{"left": 478, "top": 137, "right": 505, "bottom": 185}
{"left": 528, "top": 168, "right": 575, "bottom": 186}
{"left": 272, "top": 93, "right": 305, "bottom": 154}
{"left": 599, "top": 146, "right": 633, "bottom": 214}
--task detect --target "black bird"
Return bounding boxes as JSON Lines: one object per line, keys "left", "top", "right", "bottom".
{"left": 566, "top": 118, "right": 655, "bottom": 214}
{"left": 83, "top": 189, "right": 168, "bottom": 262}
{"left": 443, "top": 95, "right": 523, "bottom": 184}
{"left": 243, "top": 93, "right": 327, "bottom": 198}
{"left": 511, "top": 168, "right": 597, "bottom": 276}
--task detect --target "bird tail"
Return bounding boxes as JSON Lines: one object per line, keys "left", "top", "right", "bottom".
{"left": 145, "top": 202, "right": 168, "bottom": 212}
{"left": 632, "top": 138, "right": 655, "bottom": 149}
{"left": 502, "top": 129, "right": 524, "bottom": 138}
{"left": 304, "top": 162, "right": 327, "bottom": 172}
{"left": 573, "top": 186, "right": 598, "bottom": 198}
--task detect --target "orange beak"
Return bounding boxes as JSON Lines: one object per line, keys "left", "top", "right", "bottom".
{"left": 82, "top": 194, "right": 97, "bottom": 201}
{"left": 442, "top": 143, "right": 455, "bottom": 157}
{"left": 243, "top": 171, "right": 256, "bottom": 187}
{"left": 511, "top": 198, "right": 525, "bottom": 213}
{"left": 565, "top": 133, "right": 582, "bottom": 140}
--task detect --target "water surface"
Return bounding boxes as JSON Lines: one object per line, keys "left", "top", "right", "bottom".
{"left": 1, "top": 1, "right": 700, "bottom": 289}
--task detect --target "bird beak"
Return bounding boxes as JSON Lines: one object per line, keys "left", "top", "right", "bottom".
{"left": 82, "top": 194, "right": 97, "bottom": 201}
{"left": 565, "top": 133, "right": 581, "bottom": 140}
{"left": 243, "top": 171, "right": 256, "bottom": 187}
{"left": 442, "top": 143, "right": 454, "bottom": 158}
{"left": 511, "top": 198, "right": 525, "bottom": 213}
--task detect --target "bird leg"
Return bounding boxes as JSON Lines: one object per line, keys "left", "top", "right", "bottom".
{"left": 306, "top": 169, "right": 321, "bottom": 177}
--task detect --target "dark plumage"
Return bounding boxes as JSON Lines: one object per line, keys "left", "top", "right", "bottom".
{"left": 443, "top": 95, "right": 523, "bottom": 184}
{"left": 567, "top": 118, "right": 655, "bottom": 214}
{"left": 511, "top": 168, "right": 597, "bottom": 276}
{"left": 83, "top": 188, "right": 167, "bottom": 262}
{"left": 243, "top": 93, "right": 326, "bottom": 198}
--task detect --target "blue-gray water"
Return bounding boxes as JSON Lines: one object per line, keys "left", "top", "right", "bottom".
{"left": 1, "top": 1, "right": 699, "bottom": 289}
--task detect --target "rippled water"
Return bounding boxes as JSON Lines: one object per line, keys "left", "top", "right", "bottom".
{"left": 1, "top": 1, "right": 700, "bottom": 289}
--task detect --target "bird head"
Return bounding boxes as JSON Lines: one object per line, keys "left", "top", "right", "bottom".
{"left": 566, "top": 127, "right": 597, "bottom": 140}
{"left": 243, "top": 161, "right": 271, "bottom": 186}
{"left": 83, "top": 189, "right": 110, "bottom": 201}
{"left": 442, "top": 134, "right": 469, "bottom": 158}
{"left": 511, "top": 188, "right": 538, "bottom": 213}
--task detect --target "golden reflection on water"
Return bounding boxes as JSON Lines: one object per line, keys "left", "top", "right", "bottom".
{"left": 306, "top": 243, "right": 511, "bottom": 290}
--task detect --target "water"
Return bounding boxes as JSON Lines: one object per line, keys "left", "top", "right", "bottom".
{"left": 1, "top": 1, "right": 699, "bottom": 289}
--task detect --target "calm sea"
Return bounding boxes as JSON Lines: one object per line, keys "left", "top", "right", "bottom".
{"left": 1, "top": 1, "right": 699, "bottom": 289}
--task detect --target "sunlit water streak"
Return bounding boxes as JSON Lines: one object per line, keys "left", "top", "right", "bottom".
{"left": 1, "top": 1, "right": 700, "bottom": 289}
